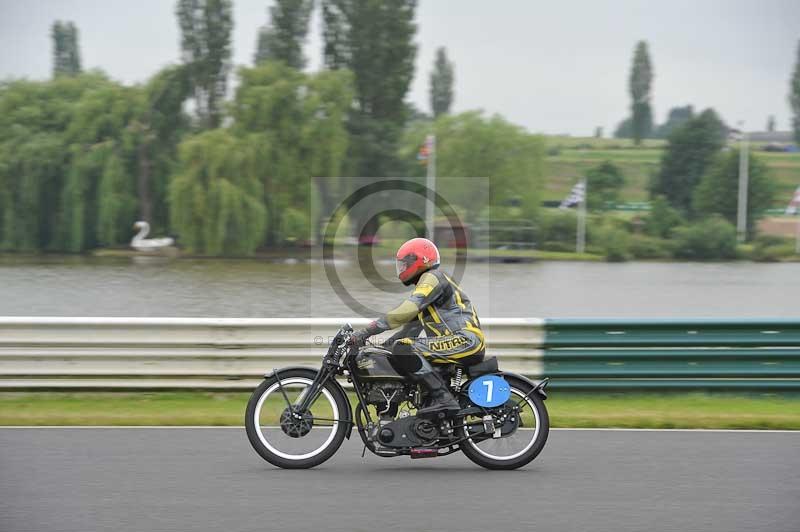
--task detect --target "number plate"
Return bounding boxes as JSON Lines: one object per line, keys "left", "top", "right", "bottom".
{"left": 467, "top": 375, "right": 511, "bottom": 407}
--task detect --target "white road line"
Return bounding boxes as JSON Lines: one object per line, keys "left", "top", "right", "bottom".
{"left": 552, "top": 427, "right": 800, "bottom": 433}
{"left": 0, "top": 426, "right": 798, "bottom": 433}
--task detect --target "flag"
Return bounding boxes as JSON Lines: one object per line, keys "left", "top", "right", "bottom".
{"left": 417, "top": 135, "right": 434, "bottom": 164}
{"left": 559, "top": 180, "right": 586, "bottom": 209}
{"left": 786, "top": 186, "right": 800, "bottom": 215}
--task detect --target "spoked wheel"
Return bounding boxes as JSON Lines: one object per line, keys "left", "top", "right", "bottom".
{"left": 245, "top": 368, "right": 350, "bottom": 469}
{"left": 459, "top": 378, "right": 549, "bottom": 470}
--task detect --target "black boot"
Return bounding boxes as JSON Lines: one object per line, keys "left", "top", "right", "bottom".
{"left": 413, "top": 359, "right": 460, "bottom": 418}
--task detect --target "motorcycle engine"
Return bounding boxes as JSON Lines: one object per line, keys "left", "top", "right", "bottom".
{"left": 363, "top": 382, "right": 407, "bottom": 417}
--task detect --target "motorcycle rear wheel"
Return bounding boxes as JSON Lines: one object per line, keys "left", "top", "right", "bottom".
{"left": 459, "top": 378, "right": 549, "bottom": 470}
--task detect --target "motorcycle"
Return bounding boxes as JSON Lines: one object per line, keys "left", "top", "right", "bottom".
{"left": 245, "top": 324, "right": 549, "bottom": 470}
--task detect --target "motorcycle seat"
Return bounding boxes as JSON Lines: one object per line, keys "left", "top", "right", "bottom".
{"left": 466, "top": 356, "right": 498, "bottom": 377}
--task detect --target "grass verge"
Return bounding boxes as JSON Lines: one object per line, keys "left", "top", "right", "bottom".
{"left": 1, "top": 392, "right": 799, "bottom": 429}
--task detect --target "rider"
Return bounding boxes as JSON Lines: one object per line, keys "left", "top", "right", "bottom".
{"left": 351, "top": 237, "right": 485, "bottom": 417}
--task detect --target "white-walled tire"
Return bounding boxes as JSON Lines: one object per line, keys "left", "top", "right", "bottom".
{"left": 245, "top": 368, "right": 350, "bottom": 469}
{"left": 459, "top": 378, "right": 549, "bottom": 470}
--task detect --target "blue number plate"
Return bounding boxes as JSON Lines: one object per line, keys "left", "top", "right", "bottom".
{"left": 468, "top": 375, "right": 511, "bottom": 407}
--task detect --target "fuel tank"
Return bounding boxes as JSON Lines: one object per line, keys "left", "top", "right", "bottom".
{"left": 353, "top": 347, "right": 404, "bottom": 380}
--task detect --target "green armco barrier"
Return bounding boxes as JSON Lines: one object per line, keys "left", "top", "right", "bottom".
{"left": 542, "top": 319, "right": 800, "bottom": 391}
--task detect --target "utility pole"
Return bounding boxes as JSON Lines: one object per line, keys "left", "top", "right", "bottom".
{"left": 796, "top": 214, "right": 800, "bottom": 255}
{"left": 736, "top": 124, "right": 749, "bottom": 242}
{"left": 577, "top": 178, "right": 587, "bottom": 254}
{"left": 425, "top": 134, "right": 436, "bottom": 240}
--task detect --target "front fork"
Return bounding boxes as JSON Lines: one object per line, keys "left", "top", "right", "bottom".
{"left": 282, "top": 366, "right": 333, "bottom": 415}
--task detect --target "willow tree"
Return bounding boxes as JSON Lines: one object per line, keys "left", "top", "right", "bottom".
{"left": 61, "top": 82, "right": 146, "bottom": 251}
{"left": 169, "top": 130, "right": 267, "bottom": 255}
{"left": 231, "top": 61, "right": 353, "bottom": 245}
{"left": 0, "top": 74, "right": 106, "bottom": 251}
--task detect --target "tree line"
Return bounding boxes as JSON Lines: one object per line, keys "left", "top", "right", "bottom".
{"left": 0, "top": 1, "right": 497, "bottom": 256}
{"left": 616, "top": 40, "right": 800, "bottom": 146}
{"left": 1, "top": 6, "right": 798, "bottom": 257}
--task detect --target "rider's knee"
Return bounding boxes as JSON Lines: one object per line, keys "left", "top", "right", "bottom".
{"left": 390, "top": 340, "right": 422, "bottom": 374}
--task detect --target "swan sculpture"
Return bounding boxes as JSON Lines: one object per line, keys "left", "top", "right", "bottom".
{"left": 131, "top": 221, "right": 175, "bottom": 252}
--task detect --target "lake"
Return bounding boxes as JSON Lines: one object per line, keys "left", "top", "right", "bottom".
{"left": 1, "top": 254, "right": 797, "bottom": 319}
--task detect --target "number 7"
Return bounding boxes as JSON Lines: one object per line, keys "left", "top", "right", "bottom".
{"left": 482, "top": 380, "right": 493, "bottom": 402}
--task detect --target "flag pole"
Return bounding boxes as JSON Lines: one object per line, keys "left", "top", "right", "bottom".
{"left": 795, "top": 212, "right": 800, "bottom": 255}
{"left": 736, "top": 125, "right": 749, "bottom": 243}
{"left": 425, "top": 134, "right": 436, "bottom": 240}
{"left": 576, "top": 178, "right": 587, "bottom": 254}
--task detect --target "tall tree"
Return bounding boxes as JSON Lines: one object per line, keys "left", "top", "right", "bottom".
{"left": 628, "top": 41, "right": 653, "bottom": 145}
{"left": 790, "top": 40, "right": 800, "bottom": 144}
{"left": 322, "top": 0, "right": 417, "bottom": 178}
{"left": 321, "top": 0, "right": 349, "bottom": 69}
{"left": 321, "top": 0, "right": 417, "bottom": 240}
{"left": 651, "top": 108, "right": 726, "bottom": 214}
{"left": 133, "top": 65, "right": 191, "bottom": 229}
{"left": 176, "top": 0, "right": 233, "bottom": 129}
{"left": 51, "top": 21, "right": 82, "bottom": 77}
{"left": 254, "top": 0, "right": 314, "bottom": 68}
{"left": 429, "top": 47, "right": 454, "bottom": 117}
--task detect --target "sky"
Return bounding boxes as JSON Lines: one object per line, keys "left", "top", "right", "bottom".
{"left": 1, "top": 0, "right": 798, "bottom": 136}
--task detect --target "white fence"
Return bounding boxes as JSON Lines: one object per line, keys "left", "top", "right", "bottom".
{"left": 0, "top": 317, "right": 544, "bottom": 389}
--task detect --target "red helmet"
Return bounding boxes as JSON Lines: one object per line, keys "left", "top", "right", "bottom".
{"left": 395, "top": 238, "right": 440, "bottom": 285}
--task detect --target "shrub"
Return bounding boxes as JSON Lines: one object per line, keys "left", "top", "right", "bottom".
{"left": 629, "top": 234, "right": 673, "bottom": 259}
{"left": 546, "top": 146, "right": 562, "bottom": 156}
{"left": 539, "top": 210, "right": 577, "bottom": 244}
{"left": 590, "top": 225, "right": 631, "bottom": 261}
{"left": 672, "top": 216, "right": 737, "bottom": 260}
{"left": 751, "top": 234, "right": 796, "bottom": 262}
{"left": 644, "top": 196, "right": 684, "bottom": 238}
{"left": 540, "top": 241, "right": 575, "bottom": 252}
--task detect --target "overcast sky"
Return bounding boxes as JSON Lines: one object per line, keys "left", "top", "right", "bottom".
{"left": 1, "top": 0, "right": 798, "bottom": 135}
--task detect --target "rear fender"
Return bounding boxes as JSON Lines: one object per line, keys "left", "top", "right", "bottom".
{"left": 263, "top": 366, "right": 354, "bottom": 439}
{"left": 463, "top": 371, "right": 548, "bottom": 400}
{"left": 500, "top": 372, "right": 549, "bottom": 400}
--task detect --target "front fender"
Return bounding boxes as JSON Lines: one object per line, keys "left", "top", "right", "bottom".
{"left": 263, "top": 366, "right": 354, "bottom": 439}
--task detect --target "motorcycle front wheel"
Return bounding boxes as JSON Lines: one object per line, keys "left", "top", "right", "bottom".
{"left": 245, "top": 368, "right": 350, "bottom": 469}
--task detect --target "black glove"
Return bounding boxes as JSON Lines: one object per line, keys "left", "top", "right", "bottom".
{"left": 349, "top": 320, "right": 381, "bottom": 346}
{"left": 349, "top": 328, "right": 372, "bottom": 346}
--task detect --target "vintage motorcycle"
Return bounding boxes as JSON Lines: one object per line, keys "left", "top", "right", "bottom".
{"left": 245, "top": 324, "right": 549, "bottom": 470}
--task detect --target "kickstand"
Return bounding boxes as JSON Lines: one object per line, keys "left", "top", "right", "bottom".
{"left": 361, "top": 444, "right": 367, "bottom": 458}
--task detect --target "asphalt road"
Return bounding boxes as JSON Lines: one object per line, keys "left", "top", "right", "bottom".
{"left": 1, "top": 428, "right": 798, "bottom": 532}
